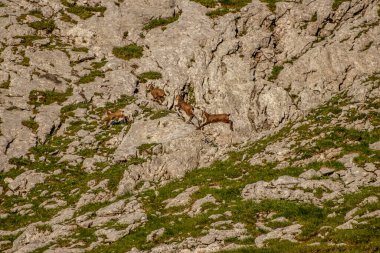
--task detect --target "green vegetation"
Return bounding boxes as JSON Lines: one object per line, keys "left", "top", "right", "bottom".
{"left": 60, "top": 11, "right": 78, "bottom": 24}
{"left": 332, "top": 0, "right": 350, "bottom": 10}
{"left": 28, "top": 9, "right": 44, "bottom": 19}
{"left": 206, "top": 8, "right": 230, "bottom": 18}
{"left": 16, "top": 35, "right": 45, "bottom": 47}
{"left": 28, "top": 19, "right": 56, "bottom": 33}
{"left": 77, "top": 70, "right": 105, "bottom": 84}
{"left": 61, "top": 0, "right": 107, "bottom": 20}
{"left": 259, "top": 0, "right": 286, "bottom": 12}
{"left": 28, "top": 88, "right": 73, "bottom": 107}
{"left": 0, "top": 2, "right": 6, "bottom": 7}
{"left": 112, "top": 44, "right": 143, "bottom": 60}
{"left": 311, "top": 12, "right": 317, "bottom": 22}
{"left": 22, "top": 118, "right": 39, "bottom": 132}
{"left": 0, "top": 78, "right": 10, "bottom": 89}
{"left": 143, "top": 11, "right": 181, "bottom": 30}
{"left": 268, "top": 65, "right": 284, "bottom": 81}
{"left": 72, "top": 47, "right": 89, "bottom": 53}
{"left": 137, "top": 71, "right": 162, "bottom": 83}
{"left": 192, "top": 0, "right": 251, "bottom": 17}
{"left": 149, "top": 109, "right": 172, "bottom": 120}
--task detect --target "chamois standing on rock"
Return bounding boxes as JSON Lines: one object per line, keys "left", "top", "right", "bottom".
{"left": 147, "top": 83, "right": 166, "bottom": 104}
{"left": 198, "top": 110, "right": 233, "bottom": 131}
{"left": 175, "top": 95, "right": 195, "bottom": 124}
{"left": 104, "top": 110, "right": 128, "bottom": 125}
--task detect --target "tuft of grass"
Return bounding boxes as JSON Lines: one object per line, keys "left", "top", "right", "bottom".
{"left": 61, "top": 0, "right": 106, "bottom": 20}
{"left": 28, "top": 19, "right": 56, "bottom": 33}
{"left": 268, "top": 65, "right": 284, "bottom": 81}
{"left": 150, "top": 109, "right": 172, "bottom": 120}
{"left": 259, "top": 0, "right": 286, "bottom": 12}
{"left": 72, "top": 47, "right": 89, "bottom": 53}
{"left": 332, "top": 0, "right": 350, "bottom": 10}
{"left": 0, "top": 78, "right": 10, "bottom": 89}
{"left": 77, "top": 70, "right": 105, "bottom": 84}
{"left": 22, "top": 118, "right": 39, "bottom": 132}
{"left": 60, "top": 11, "right": 78, "bottom": 24}
{"left": 311, "top": 12, "right": 317, "bottom": 22}
{"left": 192, "top": 0, "right": 252, "bottom": 17}
{"left": 28, "top": 9, "right": 44, "bottom": 19}
{"left": 0, "top": 2, "right": 6, "bottom": 7}
{"left": 28, "top": 88, "right": 73, "bottom": 107}
{"left": 207, "top": 8, "right": 230, "bottom": 18}
{"left": 137, "top": 71, "right": 162, "bottom": 83}
{"left": 143, "top": 11, "right": 181, "bottom": 30}
{"left": 16, "top": 35, "right": 45, "bottom": 47}
{"left": 112, "top": 44, "right": 143, "bottom": 60}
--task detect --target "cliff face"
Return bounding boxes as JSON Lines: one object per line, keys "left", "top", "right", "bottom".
{"left": 0, "top": 0, "right": 379, "bottom": 252}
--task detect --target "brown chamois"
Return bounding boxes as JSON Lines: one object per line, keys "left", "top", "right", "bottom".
{"left": 147, "top": 83, "right": 166, "bottom": 104}
{"left": 175, "top": 95, "right": 195, "bottom": 123}
{"left": 198, "top": 110, "right": 233, "bottom": 131}
{"left": 103, "top": 109, "right": 128, "bottom": 125}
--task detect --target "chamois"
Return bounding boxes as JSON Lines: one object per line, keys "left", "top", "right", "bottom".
{"left": 175, "top": 95, "right": 195, "bottom": 124}
{"left": 198, "top": 110, "right": 233, "bottom": 131}
{"left": 104, "top": 109, "right": 128, "bottom": 125}
{"left": 147, "top": 83, "right": 166, "bottom": 104}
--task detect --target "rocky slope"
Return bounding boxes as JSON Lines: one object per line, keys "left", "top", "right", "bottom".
{"left": 0, "top": 0, "right": 379, "bottom": 252}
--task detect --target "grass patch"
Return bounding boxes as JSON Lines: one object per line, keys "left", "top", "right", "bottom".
{"left": 28, "top": 9, "right": 44, "bottom": 19}
{"left": 16, "top": 35, "right": 45, "bottom": 47}
{"left": 143, "top": 11, "right": 181, "bottom": 30}
{"left": 268, "top": 65, "right": 284, "bottom": 81}
{"left": 28, "top": 88, "right": 73, "bottom": 107}
{"left": 22, "top": 118, "right": 39, "bottom": 132}
{"left": 112, "top": 44, "right": 143, "bottom": 61}
{"left": 72, "top": 47, "right": 89, "bottom": 53}
{"left": 332, "top": 0, "right": 350, "bottom": 10}
{"left": 137, "top": 71, "right": 162, "bottom": 83}
{"left": 0, "top": 78, "right": 10, "bottom": 89}
{"left": 60, "top": 11, "right": 78, "bottom": 24}
{"left": 28, "top": 19, "right": 55, "bottom": 33}
{"left": 77, "top": 70, "right": 105, "bottom": 84}
{"left": 61, "top": 0, "right": 106, "bottom": 20}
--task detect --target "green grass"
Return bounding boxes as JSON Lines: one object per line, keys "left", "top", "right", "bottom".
{"left": 192, "top": 0, "right": 252, "bottom": 17}
{"left": 28, "top": 9, "right": 44, "bottom": 19}
{"left": 149, "top": 109, "right": 172, "bottom": 120}
{"left": 60, "top": 11, "right": 78, "bottom": 24}
{"left": 0, "top": 78, "right": 10, "bottom": 89}
{"left": 77, "top": 70, "right": 105, "bottom": 84}
{"left": 22, "top": 118, "right": 39, "bottom": 132}
{"left": 259, "top": 0, "right": 286, "bottom": 12}
{"left": 28, "top": 19, "right": 56, "bottom": 33}
{"left": 28, "top": 88, "right": 73, "bottom": 107}
{"left": 143, "top": 11, "right": 181, "bottom": 30}
{"left": 137, "top": 71, "right": 162, "bottom": 83}
{"left": 332, "top": 0, "right": 350, "bottom": 10}
{"left": 112, "top": 44, "right": 143, "bottom": 60}
{"left": 61, "top": 0, "right": 106, "bottom": 20}
{"left": 0, "top": 2, "right": 6, "bottom": 7}
{"left": 72, "top": 47, "right": 89, "bottom": 53}
{"left": 268, "top": 65, "right": 284, "bottom": 81}
{"left": 16, "top": 35, "right": 45, "bottom": 46}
